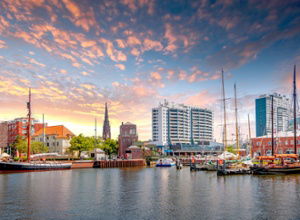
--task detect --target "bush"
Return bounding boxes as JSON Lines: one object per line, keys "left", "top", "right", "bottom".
{"left": 13, "top": 157, "right": 20, "bottom": 161}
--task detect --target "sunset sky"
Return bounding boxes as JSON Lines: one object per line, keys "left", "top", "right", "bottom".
{"left": 0, "top": 0, "right": 300, "bottom": 141}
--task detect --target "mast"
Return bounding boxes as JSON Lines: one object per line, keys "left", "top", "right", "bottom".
{"left": 27, "top": 88, "right": 31, "bottom": 162}
{"left": 42, "top": 113, "right": 45, "bottom": 146}
{"left": 248, "top": 114, "right": 252, "bottom": 156}
{"left": 271, "top": 95, "right": 274, "bottom": 156}
{"left": 234, "top": 83, "right": 239, "bottom": 154}
{"left": 221, "top": 69, "right": 228, "bottom": 151}
{"left": 293, "top": 65, "right": 297, "bottom": 154}
{"left": 95, "top": 117, "right": 97, "bottom": 148}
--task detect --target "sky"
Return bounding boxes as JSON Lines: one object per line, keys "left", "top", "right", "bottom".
{"left": 0, "top": 0, "right": 300, "bottom": 142}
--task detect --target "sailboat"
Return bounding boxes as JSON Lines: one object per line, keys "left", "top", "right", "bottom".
{"left": 0, "top": 89, "right": 72, "bottom": 171}
{"left": 252, "top": 65, "right": 300, "bottom": 174}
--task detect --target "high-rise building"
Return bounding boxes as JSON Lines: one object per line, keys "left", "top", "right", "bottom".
{"left": 255, "top": 93, "right": 290, "bottom": 137}
{"left": 102, "top": 103, "right": 111, "bottom": 140}
{"left": 152, "top": 100, "right": 213, "bottom": 146}
{"left": 118, "top": 122, "right": 138, "bottom": 157}
{"left": 0, "top": 121, "right": 8, "bottom": 153}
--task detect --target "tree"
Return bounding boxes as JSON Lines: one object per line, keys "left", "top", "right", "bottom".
{"left": 69, "top": 134, "right": 95, "bottom": 156}
{"left": 12, "top": 136, "right": 48, "bottom": 155}
{"left": 101, "top": 139, "right": 118, "bottom": 158}
{"left": 31, "top": 141, "right": 48, "bottom": 154}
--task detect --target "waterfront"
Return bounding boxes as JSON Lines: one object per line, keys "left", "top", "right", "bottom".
{"left": 1, "top": 168, "right": 300, "bottom": 220}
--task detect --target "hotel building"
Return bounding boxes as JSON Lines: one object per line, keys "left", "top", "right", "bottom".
{"left": 255, "top": 93, "right": 290, "bottom": 137}
{"left": 152, "top": 101, "right": 213, "bottom": 147}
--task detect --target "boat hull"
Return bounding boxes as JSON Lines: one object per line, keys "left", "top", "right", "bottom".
{"left": 156, "top": 163, "right": 175, "bottom": 167}
{"left": 252, "top": 166, "right": 300, "bottom": 175}
{"left": 0, "top": 162, "right": 72, "bottom": 171}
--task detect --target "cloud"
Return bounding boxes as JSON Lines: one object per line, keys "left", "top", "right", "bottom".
{"left": 115, "top": 63, "right": 126, "bottom": 70}
{"left": 150, "top": 71, "right": 162, "bottom": 80}
{"left": 0, "top": 40, "right": 7, "bottom": 48}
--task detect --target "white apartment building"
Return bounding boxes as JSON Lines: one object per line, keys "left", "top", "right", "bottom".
{"left": 152, "top": 100, "right": 213, "bottom": 146}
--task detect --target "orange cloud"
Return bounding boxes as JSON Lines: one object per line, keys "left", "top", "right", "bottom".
{"left": 151, "top": 71, "right": 162, "bottom": 80}
{"left": 115, "top": 63, "right": 126, "bottom": 70}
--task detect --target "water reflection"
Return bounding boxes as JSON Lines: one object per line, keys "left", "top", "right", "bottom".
{"left": 1, "top": 168, "right": 300, "bottom": 219}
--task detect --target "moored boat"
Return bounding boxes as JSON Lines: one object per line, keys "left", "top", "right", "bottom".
{"left": 156, "top": 158, "right": 175, "bottom": 167}
{"left": 0, "top": 161, "right": 71, "bottom": 170}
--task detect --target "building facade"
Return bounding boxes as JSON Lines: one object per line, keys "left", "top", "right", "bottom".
{"left": 152, "top": 101, "right": 213, "bottom": 146}
{"left": 252, "top": 133, "right": 300, "bottom": 156}
{"left": 32, "top": 125, "right": 74, "bottom": 155}
{"left": 0, "top": 118, "right": 44, "bottom": 149}
{"left": 256, "top": 93, "right": 290, "bottom": 137}
{"left": 118, "top": 122, "right": 138, "bottom": 157}
{"left": 0, "top": 121, "right": 8, "bottom": 153}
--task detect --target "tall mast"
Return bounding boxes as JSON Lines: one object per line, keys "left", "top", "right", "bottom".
{"left": 221, "top": 69, "right": 228, "bottom": 151}
{"left": 271, "top": 95, "right": 274, "bottom": 156}
{"left": 42, "top": 113, "right": 45, "bottom": 146}
{"left": 27, "top": 88, "right": 31, "bottom": 162}
{"left": 248, "top": 114, "right": 252, "bottom": 156}
{"left": 95, "top": 117, "right": 97, "bottom": 148}
{"left": 234, "top": 83, "right": 239, "bottom": 153}
{"left": 293, "top": 65, "right": 297, "bottom": 154}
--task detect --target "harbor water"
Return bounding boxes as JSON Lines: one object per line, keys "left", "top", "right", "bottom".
{"left": 1, "top": 167, "right": 300, "bottom": 220}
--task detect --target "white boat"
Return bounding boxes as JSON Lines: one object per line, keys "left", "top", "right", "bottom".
{"left": 156, "top": 158, "right": 175, "bottom": 167}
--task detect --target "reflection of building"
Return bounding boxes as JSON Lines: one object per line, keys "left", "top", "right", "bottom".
{"left": 118, "top": 122, "right": 138, "bottom": 157}
{"left": 256, "top": 93, "right": 290, "bottom": 137}
{"left": 152, "top": 100, "right": 213, "bottom": 146}
{"left": 33, "top": 125, "right": 74, "bottom": 155}
{"left": 102, "top": 103, "right": 111, "bottom": 140}
{"left": 252, "top": 132, "right": 300, "bottom": 156}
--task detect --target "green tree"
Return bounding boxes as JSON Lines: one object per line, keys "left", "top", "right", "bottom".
{"left": 69, "top": 134, "right": 95, "bottom": 156}
{"left": 101, "top": 139, "right": 118, "bottom": 159}
{"left": 31, "top": 141, "right": 48, "bottom": 154}
{"left": 13, "top": 136, "right": 48, "bottom": 155}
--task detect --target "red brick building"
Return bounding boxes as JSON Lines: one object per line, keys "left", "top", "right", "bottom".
{"left": 118, "top": 122, "right": 138, "bottom": 158}
{"left": 1, "top": 118, "right": 44, "bottom": 147}
{"left": 0, "top": 121, "right": 8, "bottom": 152}
{"left": 252, "top": 135, "right": 300, "bottom": 156}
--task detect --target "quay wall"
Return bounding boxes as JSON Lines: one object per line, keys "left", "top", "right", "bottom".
{"left": 94, "top": 159, "right": 145, "bottom": 168}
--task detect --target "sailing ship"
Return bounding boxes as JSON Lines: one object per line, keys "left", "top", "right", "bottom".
{"left": 0, "top": 89, "right": 72, "bottom": 171}
{"left": 251, "top": 65, "right": 300, "bottom": 174}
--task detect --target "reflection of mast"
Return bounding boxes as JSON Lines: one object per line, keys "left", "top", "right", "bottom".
{"left": 234, "top": 83, "right": 239, "bottom": 153}
{"left": 27, "top": 88, "right": 31, "bottom": 162}
{"left": 221, "top": 69, "right": 228, "bottom": 150}
{"left": 293, "top": 65, "right": 297, "bottom": 154}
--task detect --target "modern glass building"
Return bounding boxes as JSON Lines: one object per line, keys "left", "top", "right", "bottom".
{"left": 255, "top": 93, "right": 290, "bottom": 137}
{"left": 152, "top": 100, "right": 213, "bottom": 146}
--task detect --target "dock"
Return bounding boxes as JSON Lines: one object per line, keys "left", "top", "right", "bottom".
{"left": 93, "top": 159, "right": 146, "bottom": 168}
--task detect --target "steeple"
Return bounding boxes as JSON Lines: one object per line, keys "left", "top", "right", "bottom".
{"left": 102, "top": 102, "right": 111, "bottom": 140}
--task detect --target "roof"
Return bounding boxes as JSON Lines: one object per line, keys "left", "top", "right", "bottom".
{"left": 34, "top": 125, "right": 74, "bottom": 138}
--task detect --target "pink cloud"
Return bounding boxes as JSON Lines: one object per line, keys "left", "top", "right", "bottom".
{"left": 150, "top": 71, "right": 162, "bottom": 80}
{"left": 115, "top": 63, "right": 126, "bottom": 70}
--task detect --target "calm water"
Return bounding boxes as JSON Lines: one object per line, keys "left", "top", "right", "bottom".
{"left": 1, "top": 167, "right": 300, "bottom": 220}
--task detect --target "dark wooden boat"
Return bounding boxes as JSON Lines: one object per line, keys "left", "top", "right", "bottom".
{"left": 0, "top": 161, "right": 71, "bottom": 170}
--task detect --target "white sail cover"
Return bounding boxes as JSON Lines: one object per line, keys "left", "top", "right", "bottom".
{"left": 218, "top": 151, "right": 238, "bottom": 160}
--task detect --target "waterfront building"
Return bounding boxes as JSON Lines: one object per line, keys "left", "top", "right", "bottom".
{"left": 0, "top": 121, "right": 8, "bottom": 153}
{"left": 32, "top": 125, "right": 74, "bottom": 155}
{"left": 152, "top": 100, "right": 213, "bottom": 147}
{"left": 0, "top": 118, "right": 44, "bottom": 150}
{"left": 251, "top": 131, "right": 300, "bottom": 156}
{"left": 102, "top": 103, "right": 111, "bottom": 140}
{"left": 255, "top": 93, "right": 290, "bottom": 137}
{"left": 118, "top": 122, "right": 138, "bottom": 157}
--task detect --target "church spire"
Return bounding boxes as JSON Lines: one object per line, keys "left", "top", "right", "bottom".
{"left": 102, "top": 102, "right": 111, "bottom": 140}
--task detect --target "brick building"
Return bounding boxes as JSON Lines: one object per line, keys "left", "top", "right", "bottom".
{"left": 0, "top": 121, "right": 8, "bottom": 153}
{"left": 7, "top": 118, "right": 44, "bottom": 145}
{"left": 252, "top": 133, "right": 300, "bottom": 156}
{"left": 118, "top": 122, "right": 138, "bottom": 158}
